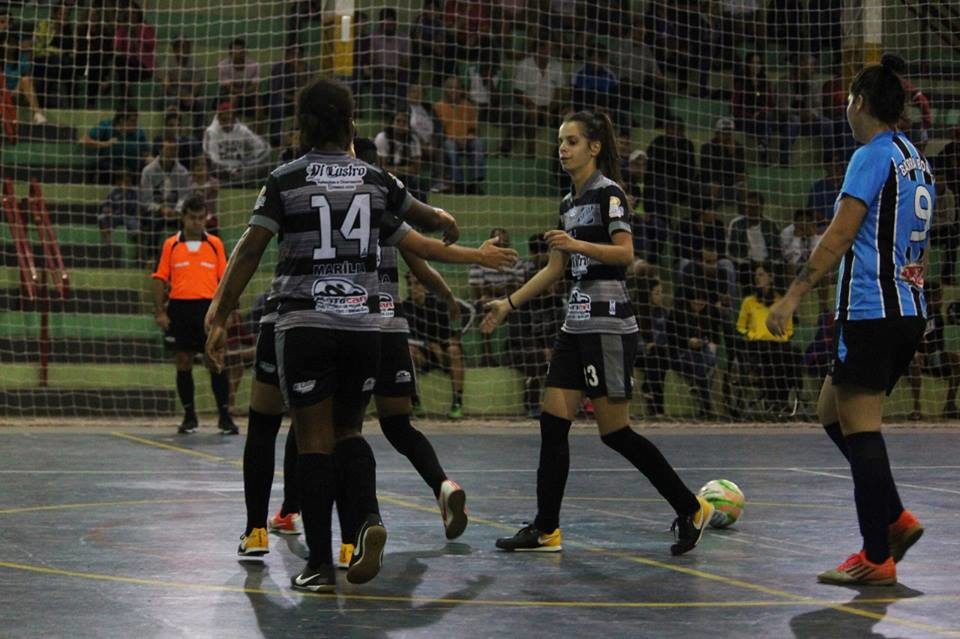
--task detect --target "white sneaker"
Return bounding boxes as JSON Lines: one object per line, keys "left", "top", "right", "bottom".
{"left": 33, "top": 112, "right": 48, "bottom": 125}
{"left": 437, "top": 479, "right": 468, "bottom": 540}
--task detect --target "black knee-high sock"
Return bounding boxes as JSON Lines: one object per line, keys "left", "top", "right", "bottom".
{"left": 533, "top": 412, "right": 571, "bottom": 533}
{"left": 601, "top": 426, "right": 700, "bottom": 517}
{"left": 243, "top": 410, "right": 283, "bottom": 534}
{"left": 380, "top": 414, "right": 447, "bottom": 498}
{"left": 210, "top": 370, "right": 230, "bottom": 418}
{"left": 826, "top": 422, "right": 904, "bottom": 524}
{"left": 846, "top": 432, "right": 894, "bottom": 563}
{"left": 176, "top": 370, "right": 195, "bottom": 415}
{"left": 333, "top": 446, "right": 358, "bottom": 543}
{"left": 280, "top": 426, "right": 299, "bottom": 516}
{"left": 335, "top": 436, "right": 380, "bottom": 522}
{"left": 298, "top": 452, "right": 335, "bottom": 569}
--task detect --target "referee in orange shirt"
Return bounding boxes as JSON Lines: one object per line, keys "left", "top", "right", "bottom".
{"left": 151, "top": 194, "right": 236, "bottom": 434}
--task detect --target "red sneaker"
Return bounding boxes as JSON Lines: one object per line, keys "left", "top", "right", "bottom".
{"left": 268, "top": 511, "right": 302, "bottom": 536}
{"left": 888, "top": 509, "right": 924, "bottom": 563}
{"left": 817, "top": 550, "right": 896, "bottom": 586}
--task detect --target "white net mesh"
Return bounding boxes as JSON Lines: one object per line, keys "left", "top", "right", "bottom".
{"left": 0, "top": 0, "right": 958, "bottom": 421}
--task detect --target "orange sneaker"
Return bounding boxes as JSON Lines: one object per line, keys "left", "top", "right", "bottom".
{"left": 817, "top": 550, "right": 896, "bottom": 586}
{"left": 888, "top": 509, "right": 924, "bottom": 563}
{"left": 268, "top": 511, "right": 303, "bottom": 536}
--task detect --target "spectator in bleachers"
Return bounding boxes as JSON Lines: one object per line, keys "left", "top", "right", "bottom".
{"left": 735, "top": 262, "right": 803, "bottom": 415}
{"left": 267, "top": 43, "right": 306, "bottom": 147}
{"left": 97, "top": 169, "right": 140, "bottom": 252}
{"left": 773, "top": 54, "right": 824, "bottom": 166}
{"left": 434, "top": 75, "right": 485, "bottom": 194}
{"left": 77, "top": 0, "right": 116, "bottom": 109}
{"left": 409, "top": 0, "right": 450, "bottom": 87}
{"left": 635, "top": 276, "right": 669, "bottom": 418}
{"left": 3, "top": 30, "right": 48, "bottom": 124}
{"left": 938, "top": 125, "right": 960, "bottom": 198}
{"left": 151, "top": 108, "right": 201, "bottom": 166}
{"left": 461, "top": 56, "right": 502, "bottom": 124}
{"left": 610, "top": 18, "right": 669, "bottom": 126}
{"left": 189, "top": 156, "right": 220, "bottom": 234}
{"left": 679, "top": 245, "right": 736, "bottom": 314}
{"left": 766, "top": 0, "right": 808, "bottom": 59}
{"left": 217, "top": 37, "right": 260, "bottom": 121}
{"left": 732, "top": 51, "right": 773, "bottom": 160}
{"left": 625, "top": 148, "right": 646, "bottom": 206}
{"left": 368, "top": 7, "right": 409, "bottom": 114}
{"left": 669, "top": 285, "right": 722, "bottom": 419}
{"left": 699, "top": 117, "right": 746, "bottom": 206}
{"left": 278, "top": 128, "right": 301, "bottom": 163}
{"left": 668, "top": 0, "right": 713, "bottom": 98}
{"left": 881, "top": 53, "right": 933, "bottom": 150}
{"left": 79, "top": 105, "right": 149, "bottom": 181}
{"left": 401, "top": 271, "right": 466, "bottom": 420}
{"left": 726, "top": 191, "right": 783, "bottom": 286}
{"left": 571, "top": 45, "right": 625, "bottom": 132}
{"left": 805, "top": 154, "right": 844, "bottom": 231}
{"left": 717, "top": 0, "right": 762, "bottom": 67}
{"left": 780, "top": 208, "right": 821, "bottom": 277}
{"left": 469, "top": 227, "right": 524, "bottom": 366}
{"left": 141, "top": 138, "right": 190, "bottom": 253}
{"left": 110, "top": 1, "right": 155, "bottom": 99}
{"left": 202, "top": 101, "right": 270, "bottom": 184}
{"left": 506, "top": 233, "right": 564, "bottom": 417}
{"left": 406, "top": 83, "right": 439, "bottom": 176}
{"left": 643, "top": 116, "right": 695, "bottom": 264}
{"left": 908, "top": 280, "right": 960, "bottom": 420}
{"left": 375, "top": 110, "right": 428, "bottom": 202}
{"left": 809, "top": 0, "right": 842, "bottom": 67}
{"left": 160, "top": 37, "right": 203, "bottom": 131}
{"left": 503, "top": 39, "right": 564, "bottom": 158}
{"left": 932, "top": 164, "right": 959, "bottom": 285}
{"left": 32, "top": 1, "right": 78, "bottom": 109}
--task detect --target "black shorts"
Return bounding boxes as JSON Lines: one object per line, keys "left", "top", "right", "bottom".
{"left": 164, "top": 299, "right": 211, "bottom": 352}
{"left": 832, "top": 317, "right": 925, "bottom": 395}
{"left": 253, "top": 322, "right": 280, "bottom": 387}
{"left": 545, "top": 330, "right": 637, "bottom": 399}
{"left": 374, "top": 332, "right": 417, "bottom": 397}
{"left": 276, "top": 327, "right": 380, "bottom": 409}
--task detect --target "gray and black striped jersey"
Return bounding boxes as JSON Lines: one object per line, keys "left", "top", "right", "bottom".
{"left": 557, "top": 171, "right": 638, "bottom": 335}
{"left": 249, "top": 150, "right": 412, "bottom": 332}
{"left": 377, "top": 242, "right": 409, "bottom": 334}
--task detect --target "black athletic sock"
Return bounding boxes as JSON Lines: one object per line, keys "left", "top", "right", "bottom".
{"left": 176, "top": 370, "right": 195, "bottom": 415}
{"left": 380, "top": 414, "right": 447, "bottom": 497}
{"left": 846, "top": 432, "right": 893, "bottom": 563}
{"left": 210, "top": 370, "right": 230, "bottom": 419}
{"left": 280, "top": 426, "right": 299, "bottom": 516}
{"left": 601, "top": 426, "right": 699, "bottom": 517}
{"left": 333, "top": 450, "right": 358, "bottom": 543}
{"left": 533, "top": 412, "right": 571, "bottom": 533}
{"left": 298, "top": 452, "right": 335, "bottom": 569}
{"left": 826, "top": 422, "right": 904, "bottom": 524}
{"left": 243, "top": 409, "right": 283, "bottom": 534}
{"left": 335, "top": 436, "right": 380, "bottom": 521}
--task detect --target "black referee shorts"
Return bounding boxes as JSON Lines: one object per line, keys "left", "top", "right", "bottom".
{"left": 164, "top": 299, "right": 211, "bottom": 353}
{"left": 832, "top": 317, "right": 926, "bottom": 395}
{"left": 545, "top": 330, "right": 637, "bottom": 400}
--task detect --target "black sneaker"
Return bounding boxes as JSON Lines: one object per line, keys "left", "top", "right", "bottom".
{"left": 218, "top": 414, "right": 239, "bottom": 435}
{"left": 290, "top": 563, "right": 336, "bottom": 592}
{"left": 346, "top": 515, "right": 387, "bottom": 585}
{"left": 495, "top": 523, "right": 562, "bottom": 552}
{"left": 177, "top": 414, "right": 198, "bottom": 434}
{"left": 670, "top": 495, "right": 714, "bottom": 556}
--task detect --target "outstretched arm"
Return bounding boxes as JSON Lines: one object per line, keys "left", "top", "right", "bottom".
{"left": 401, "top": 249, "right": 461, "bottom": 324}
{"left": 481, "top": 249, "right": 567, "bottom": 333}
{"left": 396, "top": 229, "right": 518, "bottom": 269}
{"left": 403, "top": 197, "right": 460, "bottom": 245}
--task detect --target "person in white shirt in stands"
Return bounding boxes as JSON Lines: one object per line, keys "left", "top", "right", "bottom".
{"left": 374, "top": 110, "right": 426, "bottom": 201}
{"left": 202, "top": 100, "right": 269, "bottom": 184}
{"left": 141, "top": 138, "right": 190, "bottom": 251}
{"left": 503, "top": 40, "right": 565, "bottom": 158}
{"left": 405, "top": 83, "right": 438, "bottom": 181}
{"left": 216, "top": 37, "right": 260, "bottom": 120}
{"left": 781, "top": 207, "right": 828, "bottom": 310}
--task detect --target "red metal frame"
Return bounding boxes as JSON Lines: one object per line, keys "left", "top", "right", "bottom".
{"left": 2, "top": 178, "right": 37, "bottom": 301}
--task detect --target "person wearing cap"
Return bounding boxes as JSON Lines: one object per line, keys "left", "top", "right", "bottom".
{"left": 202, "top": 100, "right": 270, "bottom": 184}
{"left": 700, "top": 117, "right": 745, "bottom": 206}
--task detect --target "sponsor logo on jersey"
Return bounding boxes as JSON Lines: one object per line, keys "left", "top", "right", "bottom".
{"left": 567, "top": 289, "right": 592, "bottom": 322}
{"left": 362, "top": 377, "right": 376, "bottom": 392}
{"left": 570, "top": 253, "right": 589, "bottom": 278}
{"left": 293, "top": 380, "right": 316, "bottom": 394}
{"left": 258, "top": 361, "right": 277, "bottom": 374}
{"left": 312, "top": 278, "right": 370, "bottom": 315}
{"left": 395, "top": 370, "right": 412, "bottom": 383}
{"left": 563, "top": 204, "right": 598, "bottom": 230}
{"left": 608, "top": 196, "right": 624, "bottom": 219}
{"left": 379, "top": 292, "right": 395, "bottom": 318}
{"left": 609, "top": 300, "right": 617, "bottom": 316}
{"left": 305, "top": 162, "right": 368, "bottom": 191}
{"left": 253, "top": 186, "right": 267, "bottom": 211}
{"left": 900, "top": 262, "right": 925, "bottom": 289}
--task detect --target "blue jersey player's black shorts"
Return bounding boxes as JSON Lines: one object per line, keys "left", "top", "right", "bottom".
{"left": 831, "top": 317, "right": 925, "bottom": 395}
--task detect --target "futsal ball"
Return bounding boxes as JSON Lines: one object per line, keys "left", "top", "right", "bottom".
{"left": 698, "top": 479, "right": 745, "bottom": 529}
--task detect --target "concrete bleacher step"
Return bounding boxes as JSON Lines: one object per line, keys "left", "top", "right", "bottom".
{"left": 0, "top": 242, "right": 126, "bottom": 269}
{"left": 0, "top": 338, "right": 161, "bottom": 364}
{"left": 0, "top": 388, "right": 177, "bottom": 417}
{"left": 16, "top": 122, "right": 78, "bottom": 144}
{"left": 0, "top": 288, "right": 144, "bottom": 315}
{"left": 0, "top": 164, "right": 90, "bottom": 184}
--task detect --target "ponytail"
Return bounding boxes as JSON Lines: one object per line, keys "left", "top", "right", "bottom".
{"left": 562, "top": 110, "right": 624, "bottom": 190}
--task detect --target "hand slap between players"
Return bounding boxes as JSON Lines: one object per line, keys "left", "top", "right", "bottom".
{"left": 544, "top": 229, "right": 580, "bottom": 254}
{"left": 481, "top": 298, "right": 510, "bottom": 334}
{"left": 477, "top": 237, "right": 519, "bottom": 270}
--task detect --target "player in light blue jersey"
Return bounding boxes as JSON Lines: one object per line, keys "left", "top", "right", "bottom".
{"left": 767, "top": 58, "right": 931, "bottom": 586}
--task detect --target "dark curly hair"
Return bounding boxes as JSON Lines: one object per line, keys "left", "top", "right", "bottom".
{"left": 297, "top": 78, "right": 355, "bottom": 150}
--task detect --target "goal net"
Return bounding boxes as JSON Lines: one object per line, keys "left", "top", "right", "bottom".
{"left": 0, "top": 0, "right": 957, "bottom": 422}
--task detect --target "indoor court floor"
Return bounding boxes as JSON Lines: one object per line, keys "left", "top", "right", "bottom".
{"left": 0, "top": 422, "right": 957, "bottom": 638}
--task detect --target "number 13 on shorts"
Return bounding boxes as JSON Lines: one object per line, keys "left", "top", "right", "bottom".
{"left": 583, "top": 364, "right": 599, "bottom": 387}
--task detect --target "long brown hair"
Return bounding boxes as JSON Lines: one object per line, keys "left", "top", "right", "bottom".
{"left": 562, "top": 110, "right": 624, "bottom": 190}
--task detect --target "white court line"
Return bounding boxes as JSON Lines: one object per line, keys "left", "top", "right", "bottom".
{"left": 0, "top": 470, "right": 240, "bottom": 475}
{"left": 789, "top": 468, "right": 960, "bottom": 496}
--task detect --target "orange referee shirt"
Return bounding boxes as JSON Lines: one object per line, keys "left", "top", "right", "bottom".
{"left": 151, "top": 231, "right": 227, "bottom": 300}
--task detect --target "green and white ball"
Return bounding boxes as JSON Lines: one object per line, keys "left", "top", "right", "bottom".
{"left": 698, "top": 479, "right": 745, "bottom": 529}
